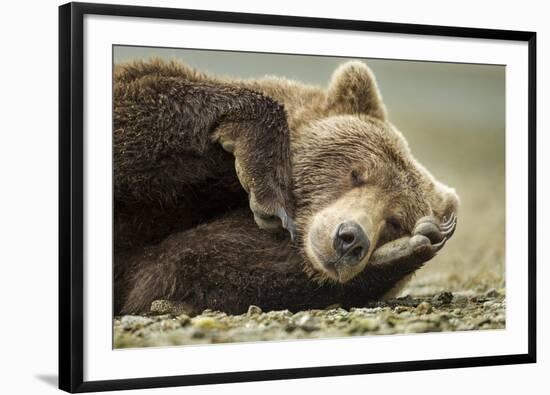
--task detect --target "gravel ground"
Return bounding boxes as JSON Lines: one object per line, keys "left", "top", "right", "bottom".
{"left": 114, "top": 287, "right": 505, "bottom": 348}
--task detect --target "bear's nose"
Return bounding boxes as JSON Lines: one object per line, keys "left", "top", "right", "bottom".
{"left": 333, "top": 221, "right": 370, "bottom": 266}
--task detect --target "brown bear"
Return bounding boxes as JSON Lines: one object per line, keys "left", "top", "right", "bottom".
{"left": 113, "top": 59, "right": 459, "bottom": 315}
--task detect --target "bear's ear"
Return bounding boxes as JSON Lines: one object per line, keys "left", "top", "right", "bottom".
{"left": 326, "top": 61, "right": 387, "bottom": 120}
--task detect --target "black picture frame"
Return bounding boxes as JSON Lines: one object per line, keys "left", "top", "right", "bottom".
{"left": 59, "top": 2, "right": 537, "bottom": 393}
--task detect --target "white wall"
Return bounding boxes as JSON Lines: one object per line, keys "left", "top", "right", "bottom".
{"left": 0, "top": 0, "right": 547, "bottom": 394}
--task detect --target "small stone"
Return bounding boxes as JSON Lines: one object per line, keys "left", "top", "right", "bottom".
{"left": 405, "top": 321, "right": 433, "bottom": 333}
{"left": 397, "top": 311, "right": 413, "bottom": 319}
{"left": 152, "top": 314, "right": 172, "bottom": 321}
{"left": 150, "top": 300, "right": 174, "bottom": 315}
{"left": 325, "top": 303, "right": 342, "bottom": 310}
{"left": 336, "top": 314, "right": 350, "bottom": 322}
{"left": 176, "top": 314, "right": 191, "bottom": 326}
{"left": 474, "top": 316, "right": 492, "bottom": 326}
{"left": 415, "top": 302, "right": 432, "bottom": 314}
{"left": 201, "top": 309, "right": 226, "bottom": 318}
{"left": 247, "top": 305, "right": 262, "bottom": 316}
{"left": 150, "top": 300, "right": 190, "bottom": 315}
{"left": 394, "top": 306, "right": 409, "bottom": 313}
{"left": 266, "top": 310, "right": 292, "bottom": 322}
{"left": 453, "top": 295, "right": 468, "bottom": 306}
{"left": 191, "top": 317, "right": 227, "bottom": 330}
{"left": 485, "top": 288, "right": 499, "bottom": 298}
{"left": 119, "top": 315, "right": 153, "bottom": 330}
{"left": 354, "top": 318, "right": 380, "bottom": 332}
{"left": 284, "top": 322, "right": 297, "bottom": 332}
{"left": 191, "top": 328, "right": 205, "bottom": 338}
{"left": 158, "top": 319, "right": 182, "bottom": 331}
{"left": 434, "top": 291, "right": 453, "bottom": 305}
{"left": 295, "top": 314, "right": 320, "bottom": 332}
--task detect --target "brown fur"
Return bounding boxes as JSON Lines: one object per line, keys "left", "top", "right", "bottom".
{"left": 115, "top": 209, "right": 429, "bottom": 314}
{"left": 114, "top": 59, "right": 458, "bottom": 314}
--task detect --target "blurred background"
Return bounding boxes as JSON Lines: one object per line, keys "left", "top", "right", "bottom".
{"left": 114, "top": 46, "right": 505, "bottom": 296}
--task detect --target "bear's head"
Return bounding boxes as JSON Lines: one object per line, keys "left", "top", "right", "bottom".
{"left": 290, "top": 61, "right": 459, "bottom": 284}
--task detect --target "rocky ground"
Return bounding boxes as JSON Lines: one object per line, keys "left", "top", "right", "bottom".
{"left": 114, "top": 286, "right": 505, "bottom": 348}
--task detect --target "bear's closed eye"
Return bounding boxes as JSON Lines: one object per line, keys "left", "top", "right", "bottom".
{"left": 376, "top": 218, "right": 406, "bottom": 248}
{"left": 386, "top": 218, "right": 403, "bottom": 232}
{"left": 350, "top": 168, "right": 367, "bottom": 187}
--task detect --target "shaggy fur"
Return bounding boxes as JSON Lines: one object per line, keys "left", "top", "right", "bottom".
{"left": 114, "top": 59, "right": 459, "bottom": 314}
{"left": 115, "top": 209, "right": 432, "bottom": 315}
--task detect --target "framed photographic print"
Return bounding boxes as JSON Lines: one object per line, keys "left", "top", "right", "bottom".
{"left": 59, "top": 2, "right": 537, "bottom": 392}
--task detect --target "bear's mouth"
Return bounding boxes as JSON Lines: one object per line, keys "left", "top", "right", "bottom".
{"left": 306, "top": 238, "right": 371, "bottom": 284}
{"left": 323, "top": 246, "right": 367, "bottom": 280}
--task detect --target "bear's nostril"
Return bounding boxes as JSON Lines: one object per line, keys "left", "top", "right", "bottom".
{"left": 333, "top": 221, "right": 370, "bottom": 265}
{"left": 339, "top": 231, "right": 356, "bottom": 245}
{"left": 350, "top": 246, "right": 363, "bottom": 258}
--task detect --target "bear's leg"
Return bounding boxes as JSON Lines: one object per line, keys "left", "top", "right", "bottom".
{"left": 114, "top": 77, "right": 295, "bottom": 242}
{"left": 213, "top": 121, "right": 296, "bottom": 238}
{"left": 115, "top": 209, "right": 307, "bottom": 315}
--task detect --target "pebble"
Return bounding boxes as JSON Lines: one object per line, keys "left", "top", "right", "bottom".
{"left": 152, "top": 314, "right": 173, "bottom": 321}
{"left": 453, "top": 295, "right": 468, "bottom": 305}
{"left": 434, "top": 291, "right": 454, "bottom": 305}
{"left": 294, "top": 314, "right": 321, "bottom": 332}
{"left": 119, "top": 315, "right": 152, "bottom": 330}
{"left": 351, "top": 318, "right": 380, "bottom": 332}
{"left": 485, "top": 288, "right": 500, "bottom": 298}
{"left": 191, "top": 317, "right": 227, "bottom": 330}
{"left": 158, "top": 319, "right": 183, "bottom": 331}
{"left": 150, "top": 300, "right": 193, "bottom": 315}
{"left": 191, "top": 328, "right": 206, "bottom": 339}
{"left": 474, "top": 316, "right": 492, "bottom": 326}
{"left": 415, "top": 302, "right": 432, "bottom": 314}
{"left": 405, "top": 322, "right": 433, "bottom": 333}
{"left": 176, "top": 314, "right": 191, "bottom": 326}
{"left": 247, "top": 305, "right": 262, "bottom": 316}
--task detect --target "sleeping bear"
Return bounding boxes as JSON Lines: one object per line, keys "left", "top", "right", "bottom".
{"left": 113, "top": 59, "right": 459, "bottom": 315}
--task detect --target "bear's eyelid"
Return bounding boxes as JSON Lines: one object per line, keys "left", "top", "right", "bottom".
{"left": 350, "top": 168, "right": 366, "bottom": 186}
{"left": 386, "top": 217, "right": 403, "bottom": 230}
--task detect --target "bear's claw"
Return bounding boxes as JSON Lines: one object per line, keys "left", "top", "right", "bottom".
{"left": 249, "top": 194, "right": 296, "bottom": 240}
{"left": 276, "top": 207, "right": 296, "bottom": 241}
{"left": 221, "top": 137, "right": 295, "bottom": 240}
{"left": 411, "top": 213, "right": 457, "bottom": 253}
